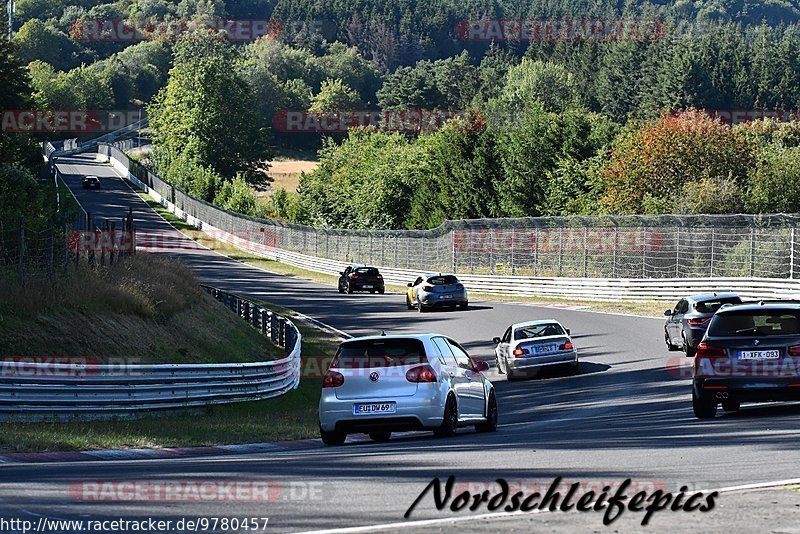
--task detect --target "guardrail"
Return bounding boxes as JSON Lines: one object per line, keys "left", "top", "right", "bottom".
{"left": 98, "top": 144, "right": 800, "bottom": 302}
{"left": 0, "top": 286, "right": 301, "bottom": 419}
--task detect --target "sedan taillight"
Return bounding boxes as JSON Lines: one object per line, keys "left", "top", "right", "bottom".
{"left": 695, "top": 342, "right": 727, "bottom": 359}
{"left": 788, "top": 345, "right": 800, "bottom": 356}
{"left": 559, "top": 342, "right": 574, "bottom": 350}
{"left": 512, "top": 348, "right": 529, "bottom": 357}
{"left": 687, "top": 317, "right": 712, "bottom": 326}
{"left": 323, "top": 370, "right": 344, "bottom": 388}
{"left": 406, "top": 365, "right": 437, "bottom": 383}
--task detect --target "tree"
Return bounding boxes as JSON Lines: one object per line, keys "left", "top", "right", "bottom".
{"left": 14, "top": 19, "right": 79, "bottom": 71}
{"left": 601, "top": 110, "right": 757, "bottom": 214}
{"left": 1, "top": 12, "right": 38, "bottom": 169}
{"left": 309, "top": 79, "right": 363, "bottom": 112}
{"left": 497, "top": 59, "right": 578, "bottom": 114}
{"left": 148, "top": 36, "right": 270, "bottom": 182}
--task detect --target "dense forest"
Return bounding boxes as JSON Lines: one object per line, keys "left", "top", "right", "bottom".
{"left": 6, "top": 0, "right": 800, "bottom": 229}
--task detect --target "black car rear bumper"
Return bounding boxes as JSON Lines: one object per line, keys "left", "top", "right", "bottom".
{"left": 694, "top": 378, "right": 800, "bottom": 402}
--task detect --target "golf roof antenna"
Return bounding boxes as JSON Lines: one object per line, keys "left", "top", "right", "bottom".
{"left": 381, "top": 330, "right": 387, "bottom": 336}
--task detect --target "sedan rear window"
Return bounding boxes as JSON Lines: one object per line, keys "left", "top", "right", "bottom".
{"left": 331, "top": 338, "right": 427, "bottom": 368}
{"left": 695, "top": 297, "right": 742, "bottom": 314}
{"left": 427, "top": 275, "right": 459, "bottom": 285}
{"left": 515, "top": 323, "right": 564, "bottom": 340}
{"left": 708, "top": 310, "right": 800, "bottom": 337}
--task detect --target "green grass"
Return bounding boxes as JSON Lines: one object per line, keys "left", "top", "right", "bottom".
{"left": 0, "top": 254, "right": 282, "bottom": 364}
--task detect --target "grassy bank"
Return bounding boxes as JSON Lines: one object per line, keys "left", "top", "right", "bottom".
{"left": 0, "top": 251, "right": 341, "bottom": 452}
{"left": 0, "top": 254, "right": 281, "bottom": 363}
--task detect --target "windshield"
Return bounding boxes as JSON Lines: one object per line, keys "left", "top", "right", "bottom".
{"left": 514, "top": 323, "right": 565, "bottom": 340}
{"left": 708, "top": 310, "right": 800, "bottom": 337}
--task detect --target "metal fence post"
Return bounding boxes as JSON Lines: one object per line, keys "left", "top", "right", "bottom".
{"left": 511, "top": 228, "right": 516, "bottom": 275}
{"left": 675, "top": 227, "right": 680, "bottom": 278}
{"left": 451, "top": 230, "right": 456, "bottom": 274}
{"left": 583, "top": 223, "right": 588, "bottom": 278}
{"left": 641, "top": 226, "right": 646, "bottom": 278}
{"left": 749, "top": 226, "right": 755, "bottom": 277}
{"left": 612, "top": 224, "right": 618, "bottom": 278}
{"left": 710, "top": 228, "right": 715, "bottom": 277}
{"left": 558, "top": 225, "right": 563, "bottom": 277}
{"left": 791, "top": 227, "right": 796, "bottom": 279}
{"left": 533, "top": 226, "right": 539, "bottom": 277}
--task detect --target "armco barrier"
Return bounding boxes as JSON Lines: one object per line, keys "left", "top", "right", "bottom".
{"left": 0, "top": 286, "right": 301, "bottom": 419}
{"left": 99, "top": 144, "right": 800, "bottom": 302}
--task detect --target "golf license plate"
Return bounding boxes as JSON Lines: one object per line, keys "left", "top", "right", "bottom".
{"left": 739, "top": 350, "right": 780, "bottom": 360}
{"left": 354, "top": 402, "right": 396, "bottom": 415}
{"left": 363, "top": 285, "right": 373, "bottom": 289}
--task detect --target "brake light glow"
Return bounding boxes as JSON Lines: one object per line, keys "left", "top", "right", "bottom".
{"left": 687, "top": 317, "right": 712, "bottom": 326}
{"left": 695, "top": 342, "right": 727, "bottom": 359}
{"left": 788, "top": 345, "right": 800, "bottom": 356}
{"left": 513, "top": 348, "right": 529, "bottom": 357}
{"left": 323, "top": 370, "right": 344, "bottom": 388}
{"left": 349, "top": 274, "right": 359, "bottom": 279}
{"left": 560, "top": 342, "right": 574, "bottom": 350}
{"left": 406, "top": 365, "right": 437, "bottom": 383}
{"left": 377, "top": 275, "right": 383, "bottom": 279}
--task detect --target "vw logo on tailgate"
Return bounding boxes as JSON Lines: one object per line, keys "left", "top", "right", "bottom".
{"left": 369, "top": 372, "right": 379, "bottom": 382}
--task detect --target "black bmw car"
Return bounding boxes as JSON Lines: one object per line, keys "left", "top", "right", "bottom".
{"left": 692, "top": 301, "right": 800, "bottom": 418}
{"left": 338, "top": 264, "right": 385, "bottom": 294}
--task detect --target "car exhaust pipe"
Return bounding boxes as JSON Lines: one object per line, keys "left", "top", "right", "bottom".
{"left": 715, "top": 391, "right": 729, "bottom": 399}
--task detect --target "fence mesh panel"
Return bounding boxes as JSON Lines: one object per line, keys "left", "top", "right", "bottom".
{"left": 104, "top": 144, "right": 800, "bottom": 280}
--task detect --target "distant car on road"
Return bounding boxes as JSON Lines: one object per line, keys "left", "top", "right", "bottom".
{"left": 406, "top": 273, "right": 468, "bottom": 312}
{"left": 664, "top": 292, "right": 742, "bottom": 357}
{"left": 82, "top": 175, "right": 101, "bottom": 189}
{"left": 692, "top": 301, "right": 800, "bottom": 418}
{"left": 338, "top": 265, "right": 385, "bottom": 294}
{"left": 318, "top": 334, "right": 496, "bottom": 445}
{"left": 493, "top": 320, "right": 578, "bottom": 379}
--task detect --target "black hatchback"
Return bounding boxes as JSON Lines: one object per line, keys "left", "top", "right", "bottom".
{"left": 338, "top": 265, "right": 385, "bottom": 294}
{"left": 692, "top": 301, "right": 800, "bottom": 418}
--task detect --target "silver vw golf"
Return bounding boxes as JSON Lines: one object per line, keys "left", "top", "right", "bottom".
{"left": 318, "top": 334, "right": 498, "bottom": 445}
{"left": 493, "top": 320, "right": 579, "bottom": 379}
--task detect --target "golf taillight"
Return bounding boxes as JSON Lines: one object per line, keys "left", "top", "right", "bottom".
{"left": 406, "top": 365, "right": 437, "bottom": 383}
{"left": 422, "top": 285, "right": 433, "bottom": 291}
{"left": 560, "top": 342, "right": 574, "bottom": 350}
{"left": 349, "top": 274, "right": 359, "bottom": 279}
{"left": 323, "top": 370, "right": 344, "bottom": 388}
{"left": 687, "top": 317, "right": 712, "bottom": 326}
{"left": 377, "top": 274, "right": 383, "bottom": 279}
{"left": 512, "top": 348, "right": 529, "bottom": 357}
{"left": 788, "top": 345, "right": 800, "bottom": 356}
{"left": 696, "top": 342, "right": 727, "bottom": 359}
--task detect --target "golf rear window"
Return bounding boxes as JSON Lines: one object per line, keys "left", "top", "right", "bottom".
{"left": 428, "top": 275, "right": 459, "bottom": 285}
{"left": 354, "top": 267, "right": 379, "bottom": 275}
{"left": 331, "top": 339, "right": 427, "bottom": 368}
{"left": 708, "top": 310, "right": 800, "bottom": 337}
{"left": 695, "top": 297, "right": 742, "bottom": 314}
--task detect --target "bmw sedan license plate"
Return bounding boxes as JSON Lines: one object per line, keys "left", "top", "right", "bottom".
{"left": 536, "top": 344, "right": 558, "bottom": 354}
{"left": 739, "top": 350, "right": 780, "bottom": 360}
{"left": 354, "top": 402, "right": 396, "bottom": 415}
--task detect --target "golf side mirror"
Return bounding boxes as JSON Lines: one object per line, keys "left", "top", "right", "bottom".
{"left": 492, "top": 337, "right": 501, "bottom": 344}
{"left": 407, "top": 283, "right": 413, "bottom": 287}
{"left": 566, "top": 328, "right": 571, "bottom": 335}
{"left": 664, "top": 309, "right": 672, "bottom": 317}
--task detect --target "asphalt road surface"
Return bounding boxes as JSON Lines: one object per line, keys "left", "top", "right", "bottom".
{"left": 2, "top": 154, "right": 797, "bottom": 533}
